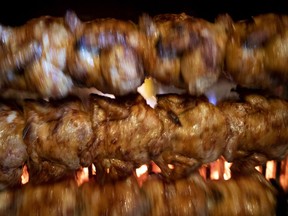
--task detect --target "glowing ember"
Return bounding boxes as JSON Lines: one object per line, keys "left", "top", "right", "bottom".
{"left": 210, "top": 159, "right": 223, "bottom": 180}
{"left": 210, "top": 168, "right": 219, "bottom": 180}
{"left": 92, "top": 164, "right": 96, "bottom": 175}
{"left": 223, "top": 161, "right": 232, "bottom": 180}
{"left": 21, "top": 165, "right": 29, "bottom": 184}
{"left": 199, "top": 166, "right": 207, "bottom": 179}
{"left": 266, "top": 160, "right": 276, "bottom": 180}
{"left": 280, "top": 157, "right": 288, "bottom": 191}
{"left": 76, "top": 167, "right": 89, "bottom": 186}
{"left": 151, "top": 162, "right": 161, "bottom": 173}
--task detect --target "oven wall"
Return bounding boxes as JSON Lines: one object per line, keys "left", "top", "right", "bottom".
{"left": 0, "top": 0, "right": 288, "bottom": 25}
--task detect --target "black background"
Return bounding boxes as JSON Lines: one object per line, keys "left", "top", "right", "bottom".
{"left": 0, "top": 0, "right": 288, "bottom": 25}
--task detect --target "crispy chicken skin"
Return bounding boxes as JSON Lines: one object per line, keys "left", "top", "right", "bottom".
{"left": 0, "top": 189, "right": 16, "bottom": 215}
{"left": 142, "top": 173, "right": 208, "bottom": 216}
{"left": 219, "top": 94, "right": 288, "bottom": 164}
{"left": 1, "top": 12, "right": 288, "bottom": 99}
{"left": 89, "top": 94, "right": 228, "bottom": 181}
{"left": 139, "top": 13, "right": 231, "bottom": 95}
{"left": 16, "top": 179, "right": 78, "bottom": 216}
{"left": 142, "top": 170, "right": 276, "bottom": 216}
{"left": 89, "top": 94, "right": 163, "bottom": 182}
{"left": 80, "top": 176, "right": 147, "bottom": 216}
{"left": 206, "top": 170, "right": 276, "bottom": 216}
{"left": 0, "top": 16, "right": 74, "bottom": 98}
{"left": 0, "top": 93, "right": 285, "bottom": 184}
{"left": 22, "top": 98, "right": 94, "bottom": 184}
{"left": 0, "top": 171, "right": 276, "bottom": 216}
{"left": 226, "top": 14, "right": 288, "bottom": 90}
{"left": 0, "top": 103, "right": 27, "bottom": 190}
{"left": 65, "top": 11, "right": 145, "bottom": 96}
{"left": 154, "top": 94, "right": 228, "bottom": 179}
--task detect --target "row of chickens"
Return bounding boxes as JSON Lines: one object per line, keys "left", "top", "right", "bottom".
{"left": 0, "top": 169, "right": 277, "bottom": 216}
{"left": 0, "top": 12, "right": 288, "bottom": 99}
{"left": 0, "top": 93, "right": 287, "bottom": 189}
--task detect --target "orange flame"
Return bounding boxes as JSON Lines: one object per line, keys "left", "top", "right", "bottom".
{"left": 151, "top": 162, "right": 161, "bottom": 173}
{"left": 223, "top": 161, "right": 232, "bottom": 180}
{"left": 280, "top": 157, "right": 288, "bottom": 191}
{"left": 265, "top": 160, "right": 276, "bottom": 180}
{"left": 21, "top": 165, "right": 29, "bottom": 184}
{"left": 76, "top": 167, "right": 89, "bottom": 186}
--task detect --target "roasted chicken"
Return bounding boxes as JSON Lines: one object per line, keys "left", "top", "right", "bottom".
{"left": 206, "top": 170, "right": 276, "bottom": 216}
{"left": 16, "top": 179, "right": 78, "bottom": 216}
{"left": 0, "top": 93, "right": 285, "bottom": 185}
{"left": 0, "top": 16, "right": 74, "bottom": 98}
{"left": 89, "top": 94, "right": 228, "bottom": 181}
{"left": 0, "top": 12, "right": 287, "bottom": 99}
{"left": 80, "top": 176, "right": 147, "bottom": 216}
{"left": 0, "top": 103, "right": 27, "bottom": 190}
{"left": 139, "top": 13, "right": 231, "bottom": 96}
{"left": 22, "top": 98, "right": 94, "bottom": 184}
{"left": 219, "top": 94, "right": 288, "bottom": 164}
{"left": 0, "top": 168, "right": 277, "bottom": 216}
{"left": 65, "top": 11, "right": 146, "bottom": 96}
{"left": 226, "top": 14, "right": 288, "bottom": 91}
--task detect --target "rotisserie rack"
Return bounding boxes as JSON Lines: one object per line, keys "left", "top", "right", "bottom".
{"left": 0, "top": 6, "right": 287, "bottom": 215}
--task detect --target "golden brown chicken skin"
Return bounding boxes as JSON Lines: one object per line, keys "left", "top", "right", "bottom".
{"left": 65, "top": 11, "right": 146, "bottom": 96}
{"left": 141, "top": 173, "right": 208, "bottom": 216}
{"left": 206, "top": 170, "right": 276, "bottom": 216}
{"left": 142, "top": 169, "right": 276, "bottom": 216}
{"left": 226, "top": 14, "right": 288, "bottom": 90}
{"left": 89, "top": 94, "right": 163, "bottom": 182}
{"left": 7, "top": 171, "right": 276, "bottom": 216}
{"left": 139, "top": 13, "right": 231, "bottom": 95}
{"left": 0, "top": 103, "right": 27, "bottom": 190}
{"left": 16, "top": 179, "right": 79, "bottom": 216}
{"left": 219, "top": 94, "right": 288, "bottom": 164}
{"left": 80, "top": 176, "right": 147, "bottom": 216}
{"left": 0, "top": 16, "right": 74, "bottom": 98}
{"left": 22, "top": 98, "right": 94, "bottom": 184}
{"left": 89, "top": 94, "right": 228, "bottom": 181}
{"left": 0, "top": 189, "right": 17, "bottom": 215}
{"left": 153, "top": 94, "right": 228, "bottom": 179}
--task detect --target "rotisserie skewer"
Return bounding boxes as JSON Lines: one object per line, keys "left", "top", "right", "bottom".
{"left": 0, "top": 12, "right": 288, "bottom": 99}
{"left": 0, "top": 93, "right": 287, "bottom": 187}
{"left": 3, "top": 169, "right": 276, "bottom": 216}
